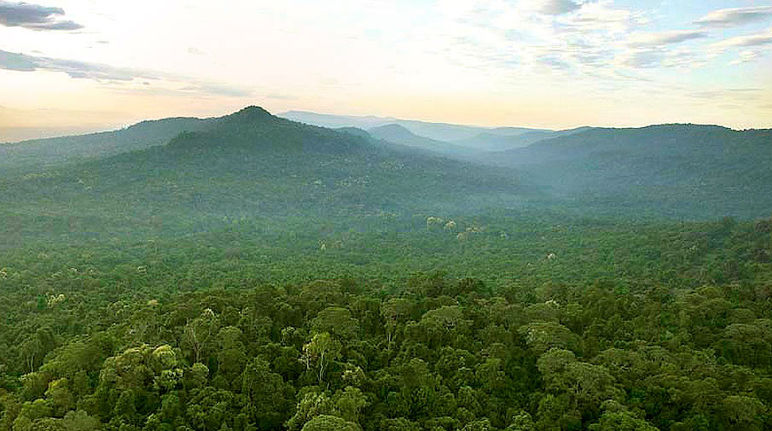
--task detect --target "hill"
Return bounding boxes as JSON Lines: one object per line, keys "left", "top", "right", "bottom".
{"left": 334, "top": 127, "right": 372, "bottom": 139}
{"left": 454, "top": 127, "right": 593, "bottom": 152}
{"left": 0, "top": 117, "right": 212, "bottom": 175}
{"left": 0, "top": 106, "right": 528, "bottom": 243}
{"left": 367, "top": 124, "right": 474, "bottom": 156}
{"left": 280, "top": 110, "right": 549, "bottom": 142}
{"left": 487, "top": 124, "right": 772, "bottom": 219}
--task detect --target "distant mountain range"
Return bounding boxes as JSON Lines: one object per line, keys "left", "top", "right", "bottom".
{"left": 367, "top": 124, "right": 475, "bottom": 157}
{"left": 279, "top": 110, "right": 548, "bottom": 142}
{"left": 0, "top": 110, "right": 559, "bottom": 176}
{"left": 0, "top": 107, "right": 527, "bottom": 242}
{"left": 279, "top": 110, "right": 591, "bottom": 153}
{"left": 1, "top": 107, "right": 770, "bottom": 232}
{"left": 485, "top": 124, "right": 772, "bottom": 218}
{"left": 453, "top": 127, "right": 593, "bottom": 152}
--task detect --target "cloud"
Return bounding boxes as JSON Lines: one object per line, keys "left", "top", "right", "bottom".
{"left": 0, "top": 49, "right": 159, "bottom": 80}
{"left": 179, "top": 83, "right": 252, "bottom": 98}
{"left": 691, "top": 88, "right": 764, "bottom": 102}
{"left": 0, "top": 49, "right": 252, "bottom": 97}
{"left": 265, "top": 93, "right": 298, "bottom": 101}
{"left": 536, "top": 0, "right": 581, "bottom": 15}
{"left": 558, "top": 1, "right": 637, "bottom": 34}
{"left": 0, "top": 1, "right": 83, "bottom": 31}
{"left": 437, "top": 1, "right": 721, "bottom": 75}
{"left": 0, "top": 49, "right": 36, "bottom": 71}
{"left": 695, "top": 6, "right": 772, "bottom": 28}
{"left": 729, "top": 50, "right": 760, "bottom": 65}
{"left": 712, "top": 29, "right": 772, "bottom": 50}
{"left": 617, "top": 47, "right": 705, "bottom": 70}
{"left": 538, "top": 55, "right": 571, "bottom": 69}
{"left": 617, "top": 30, "right": 709, "bottom": 70}
{"left": 628, "top": 30, "right": 707, "bottom": 47}
{"left": 618, "top": 49, "right": 663, "bottom": 68}
{"left": 435, "top": 0, "right": 643, "bottom": 76}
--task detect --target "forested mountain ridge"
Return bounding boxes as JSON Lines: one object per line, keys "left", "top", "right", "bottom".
{"left": 0, "top": 117, "right": 213, "bottom": 175}
{"left": 279, "top": 110, "right": 549, "bottom": 142}
{"left": 367, "top": 124, "right": 474, "bottom": 156}
{"left": 0, "top": 106, "right": 528, "bottom": 244}
{"left": 281, "top": 113, "right": 772, "bottom": 220}
{"left": 486, "top": 124, "right": 772, "bottom": 219}
{"left": 456, "top": 127, "right": 594, "bottom": 152}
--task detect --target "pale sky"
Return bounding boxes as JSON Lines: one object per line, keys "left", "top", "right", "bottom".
{"left": 1, "top": 0, "right": 771, "bottom": 141}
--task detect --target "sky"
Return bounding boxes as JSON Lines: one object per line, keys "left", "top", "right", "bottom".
{"left": 0, "top": 0, "right": 771, "bottom": 141}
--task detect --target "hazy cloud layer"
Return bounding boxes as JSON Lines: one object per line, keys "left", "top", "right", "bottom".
{"left": 712, "top": 30, "right": 772, "bottom": 49}
{"left": 537, "top": 0, "right": 581, "bottom": 15}
{"left": 437, "top": 0, "right": 713, "bottom": 77}
{"left": 618, "top": 50, "right": 662, "bottom": 68}
{"left": 0, "top": 1, "right": 82, "bottom": 31}
{"left": 0, "top": 49, "right": 157, "bottom": 79}
{"left": 696, "top": 6, "right": 772, "bottom": 28}
{"left": 0, "top": 49, "right": 251, "bottom": 97}
{"left": 438, "top": 0, "right": 772, "bottom": 77}
{"left": 730, "top": 50, "right": 760, "bottom": 65}
{"left": 629, "top": 30, "right": 707, "bottom": 47}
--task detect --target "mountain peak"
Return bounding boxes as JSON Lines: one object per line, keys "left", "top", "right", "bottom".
{"left": 225, "top": 106, "right": 274, "bottom": 122}
{"left": 369, "top": 123, "right": 414, "bottom": 137}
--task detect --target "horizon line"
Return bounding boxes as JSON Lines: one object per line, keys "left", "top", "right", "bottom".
{"left": 3, "top": 105, "right": 771, "bottom": 144}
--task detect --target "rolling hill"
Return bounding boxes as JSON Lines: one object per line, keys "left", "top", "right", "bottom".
{"left": 367, "top": 124, "right": 474, "bottom": 156}
{"left": 0, "top": 116, "right": 212, "bottom": 175}
{"left": 3, "top": 107, "right": 770, "bottom": 243}
{"left": 487, "top": 124, "right": 772, "bottom": 219}
{"left": 280, "top": 110, "right": 550, "bottom": 142}
{"left": 455, "top": 127, "right": 594, "bottom": 152}
{"left": 0, "top": 106, "right": 528, "bottom": 243}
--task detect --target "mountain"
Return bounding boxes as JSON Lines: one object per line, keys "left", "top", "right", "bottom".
{"left": 0, "top": 106, "right": 527, "bottom": 242}
{"left": 454, "top": 131, "right": 552, "bottom": 151}
{"left": 487, "top": 126, "right": 553, "bottom": 136}
{"left": 280, "top": 110, "right": 550, "bottom": 142}
{"left": 0, "top": 116, "right": 212, "bottom": 175}
{"left": 454, "top": 127, "right": 593, "bottom": 152}
{"left": 5, "top": 108, "right": 768, "bottom": 231}
{"left": 395, "top": 120, "right": 545, "bottom": 142}
{"left": 487, "top": 124, "right": 772, "bottom": 219}
{"left": 334, "top": 127, "right": 372, "bottom": 139}
{"left": 278, "top": 110, "right": 395, "bottom": 130}
{"left": 367, "top": 124, "right": 474, "bottom": 156}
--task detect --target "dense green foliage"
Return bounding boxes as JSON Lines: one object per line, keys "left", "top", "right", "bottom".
{"left": 486, "top": 125, "right": 772, "bottom": 219}
{"left": 0, "top": 107, "right": 525, "bottom": 245}
{"left": 1, "top": 215, "right": 771, "bottom": 430}
{"left": 0, "top": 118, "right": 211, "bottom": 176}
{"left": 1, "top": 107, "right": 771, "bottom": 430}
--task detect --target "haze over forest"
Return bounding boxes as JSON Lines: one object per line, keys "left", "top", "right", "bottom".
{"left": 1, "top": 2, "right": 772, "bottom": 431}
